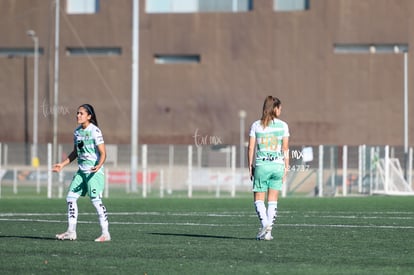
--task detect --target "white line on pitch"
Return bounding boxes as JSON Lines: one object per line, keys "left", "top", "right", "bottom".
{"left": 0, "top": 218, "right": 413, "bottom": 230}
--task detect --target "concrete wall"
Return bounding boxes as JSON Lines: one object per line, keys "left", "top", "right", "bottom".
{"left": 0, "top": 0, "right": 413, "bottom": 147}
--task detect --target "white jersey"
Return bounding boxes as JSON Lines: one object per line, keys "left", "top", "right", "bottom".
{"left": 249, "top": 118, "right": 289, "bottom": 166}
{"left": 73, "top": 123, "right": 104, "bottom": 173}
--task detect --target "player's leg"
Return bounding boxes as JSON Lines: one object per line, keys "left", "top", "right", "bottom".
{"left": 91, "top": 196, "right": 110, "bottom": 242}
{"left": 253, "top": 165, "right": 272, "bottom": 239}
{"left": 264, "top": 164, "right": 284, "bottom": 240}
{"left": 56, "top": 173, "right": 83, "bottom": 240}
{"left": 87, "top": 171, "right": 110, "bottom": 242}
{"left": 265, "top": 190, "right": 279, "bottom": 240}
{"left": 254, "top": 191, "right": 269, "bottom": 240}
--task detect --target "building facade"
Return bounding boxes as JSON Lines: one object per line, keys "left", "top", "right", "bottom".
{"left": 0, "top": 0, "right": 413, "bottom": 147}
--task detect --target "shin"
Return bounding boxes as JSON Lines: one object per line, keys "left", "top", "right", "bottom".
{"left": 91, "top": 197, "right": 109, "bottom": 235}
{"left": 66, "top": 192, "right": 79, "bottom": 232}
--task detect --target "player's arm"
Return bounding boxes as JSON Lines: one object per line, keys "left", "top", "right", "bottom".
{"left": 91, "top": 143, "right": 106, "bottom": 173}
{"left": 282, "top": 136, "right": 289, "bottom": 182}
{"left": 52, "top": 145, "right": 77, "bottom": 173}
{"left": 247, "top": 136, "right": 256, "bottom": 180}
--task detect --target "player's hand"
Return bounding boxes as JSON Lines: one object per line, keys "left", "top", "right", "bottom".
{"left": 90, "top": 166, "right": 100, "bottom": 173}
{"left": 52, "top": 163, "right": 63, "bottom": 173}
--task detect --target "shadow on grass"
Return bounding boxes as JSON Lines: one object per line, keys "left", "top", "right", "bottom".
{"left": 0, "top": 235, "right": 56, "bottom": 241}
{"left": 148, "top": 232, "right": 252, "bottom": 240}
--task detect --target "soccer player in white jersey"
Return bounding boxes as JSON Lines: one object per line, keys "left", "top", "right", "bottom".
{"left": 53, "top": 104, "right": 110, "bottom": 242}
{"left": 248, "top": 96, "right": 289, "bottom": 240}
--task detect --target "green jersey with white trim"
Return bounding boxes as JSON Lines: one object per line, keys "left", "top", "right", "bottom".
{"left": 74, "top": 123, "right": 104, "bottom": 173}
{"left": 249, "top": 118, "right": 289, "bottom": 166}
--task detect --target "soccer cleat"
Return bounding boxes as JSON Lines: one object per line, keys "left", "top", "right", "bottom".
{"left": 94, "top": 233, "right": 111, "bottom": 242}
{"left": 264, "top": 231, "right": 274, "bottom": 241}
{"left": 56, "top": 231, "right": 77, "bottom": 241}
{"left": 256, "top": 225, "right": 270, "bottom": 240}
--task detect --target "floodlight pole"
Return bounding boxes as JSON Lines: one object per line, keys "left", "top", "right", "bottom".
{"left": 130, "top": 0, "right": 139, "bottom": 192}
{"left": 52, "top": 0, "right": 60, "bottom": 164}
{"left": 404, "top": 52, "right": 408, "bottom": 179}
{"left": 26, "top": 30, "right": 39, "bottom": 167}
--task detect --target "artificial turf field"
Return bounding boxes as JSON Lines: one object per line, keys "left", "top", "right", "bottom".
{"left": 0, "top": 191, "right": 413, "bottom": 274}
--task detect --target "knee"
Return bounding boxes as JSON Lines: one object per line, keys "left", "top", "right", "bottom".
{"left": 66, "top": 196, "right": 77, "bottom": 204}
{"left": 66, "top": 192, "right": 79, "bottom": 203}
{"left": 91, "top": 197, "right": 102, "bottom": 205}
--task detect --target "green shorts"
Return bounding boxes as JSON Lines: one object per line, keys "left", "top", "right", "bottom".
{"left": 69, "top": 170, "right": 105, "bottom": 198}
{"left": 253, "top": 163, "right": 284, "bottom": 192}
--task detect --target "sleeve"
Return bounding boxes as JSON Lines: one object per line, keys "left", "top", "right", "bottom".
{"left": 249, "top": 121, "right": 258, "bottom": 137}
{"left": 73, "top": 128, "right": 79, "bottom": 146}
{"left": 93, "top": 127, "right": 105, "bottom": 145}
{"left": 283, "top": 121, "right": 290, "bottom": 137}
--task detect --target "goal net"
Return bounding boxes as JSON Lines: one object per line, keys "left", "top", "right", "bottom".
{"left": 373, "top": 157, "right": 414, "bottom": 195}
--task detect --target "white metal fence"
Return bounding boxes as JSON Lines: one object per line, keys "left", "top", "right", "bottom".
{"left": 0, "top": 142, "right": 413, "bottom": 198}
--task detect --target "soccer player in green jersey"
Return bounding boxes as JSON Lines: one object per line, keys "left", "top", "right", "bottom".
{"left": 53, "top": 104, "right": 110, "bottom": 242}
{"left": 248, "top": 96, "right": 289, "bottom": 240}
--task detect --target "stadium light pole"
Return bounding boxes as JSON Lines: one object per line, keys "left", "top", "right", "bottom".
{"left": 130, "top": 0, "right": 139, "bottom": 192}
{"left": 403, "top": 51, "right": 408, "bottom": 180}
{"left": 52, "top": 0, "right": 60, "bottom": 164}
{"left": 336, "top": 44, "right": 409, "bottom": 179}
{"left": 384, "top": 47, "right": 409, "bottom": 179}
{"left": 391, "top": 47, "right": 409, "bottom": 179}
{"left": 26, "top": 30, "right": 39, "bottom": 168}
{"left": 368, "top": 45, "right": 409, "bottom": 179}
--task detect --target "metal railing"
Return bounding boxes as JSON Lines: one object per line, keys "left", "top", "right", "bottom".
{"left": 0, "top": 142, "right": 412, "bottom": 198}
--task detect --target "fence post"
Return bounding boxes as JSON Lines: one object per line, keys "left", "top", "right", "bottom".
{"left": 215, "top": 172, "right": 220, "bottom": 198}
{"left": 409, "top": 147, "right": 413, "bottom": 189}
{"left": 13, "top": 167, "right": 17, "bottom": 194}
{"left": 342, "top": 145, "right": 348, "bottom": 196}
{"left": 0, "top": 142, "right": 2, "bottom": 199}
{"left": 160, "top": 169, "right": 164, "bottom": 198}
{"left": 125, "top": 168, "right": 130, "bottom": 193}
{"left": 231, "top": 145, "right": 236, "bottom": 197}
{"left": 142, "top": 144, "right": 147, "bottom": 198}
{"left": 384, "top": 145, "right": 389, "bottom": 193}
{"left": 168, "top": 145, "right": 174, "bottom": 195}
{"left": 358, "top": 145, "right": 362, "bottom": 194}
{"left": 369, "top": 147, "right": 375, "bottom": 195}
{"left": 47, "top": 143, "right": 52, "bottom": 198}
{"left": 36, "top": 167, "right": 41, "bottom": 194}
{"left": 188, "top": 145, "right": 193, "bottom": 198}
{"left": 318, "top": 145, "right": 324, "bottom": 197}
{"left": 361, "top": 145, "right": 366, "bottom": 193}
{"left": 329, "top": 146, "right": 335, "bottom": 192}
{"left": 358, "top": 145, "right": 366, "bottom": 194}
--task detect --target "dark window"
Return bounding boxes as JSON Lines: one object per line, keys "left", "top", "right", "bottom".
{"left": 154, "top": 54, "right": 201, "bottom": 64}
{"left": 66, "top": 47, "right": 122, "bottom": 56}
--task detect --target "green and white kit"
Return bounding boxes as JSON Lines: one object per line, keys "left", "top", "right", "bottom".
{"left": 249, "top": 118, "right": 289, "bottom": 192}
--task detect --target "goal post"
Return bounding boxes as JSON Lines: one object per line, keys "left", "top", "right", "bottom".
{"left": 373, "top": 146, "right": 414, "bottom": 195}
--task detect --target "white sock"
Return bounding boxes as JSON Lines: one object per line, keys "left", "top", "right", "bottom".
{"left": 254, "top": 200, "right": 268, "bottom": 228}
{"left": 267, "top": 201, "right": 278, "bottom": 229}
{"left": 66, "top": 195, "right": 78, "bottom": 233}
{"left": 92, "top": 197, "right": 109, "bottom": 235}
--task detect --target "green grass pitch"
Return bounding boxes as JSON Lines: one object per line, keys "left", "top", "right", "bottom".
{"left": 0, "top": 193, "right": 413, "bottom": 274}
